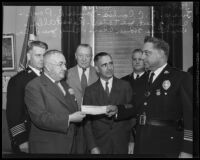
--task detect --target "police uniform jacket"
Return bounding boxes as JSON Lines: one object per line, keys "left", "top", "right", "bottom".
{"left": 117, "top": 64, "right": 193, "bottom": 156}
{"left": 6, "top": 67, "right": 38, "bottom": 148}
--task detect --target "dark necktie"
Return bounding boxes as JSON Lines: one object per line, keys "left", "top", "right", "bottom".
{"left": 148, "top": 72, "right": 155, "bottom": 86}
{"left": 105, "top": 81, "right": 109, "bottom": 96}
{"left": 81, "top": 68, "right": 87, "bottom": 93}
{"left": 136, "top": 74, "right": 140, "bottom": 80}
{"left": 39, "top": 70, "right": 42, "bottom": 76}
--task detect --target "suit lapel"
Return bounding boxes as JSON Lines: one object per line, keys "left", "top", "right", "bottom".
{"left": 74, "top": 66, "right": 82, "bottom": 92}
{"left": 88, "top": 66, "right": 97, "bottom": 85}
{"left": 41, "top": 75, "right": 75, "bottom": 113}
{"left": 61, "top": 81, "right": 78, "bottom": 112}
{"left": 109, "top": 77, "right": 120, "bottom": 103}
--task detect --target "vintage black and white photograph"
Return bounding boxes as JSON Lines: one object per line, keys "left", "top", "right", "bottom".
{"left": 2, "top": 1, "right": 199, "bottom": 158}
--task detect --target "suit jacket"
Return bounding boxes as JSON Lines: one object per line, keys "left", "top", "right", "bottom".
{"left": 83, "top": 77, "right": 133, "bottom": 154}
{"left": 6, "top": 67, "right": 37, "bottom": 152}
{"left": 117, "top": 64, "right": 193, "bottom": 156}
{"left": 25, "top": 74, "right": 78, "bottom": 153}
{"left": 67, "top": 65, "right": 98, "bottom": 109}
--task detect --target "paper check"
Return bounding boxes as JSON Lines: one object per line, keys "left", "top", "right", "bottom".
{"left": 81, "top": 105, "right": 107, "bottom": 115}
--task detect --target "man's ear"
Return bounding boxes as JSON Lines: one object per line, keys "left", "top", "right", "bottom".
{"left": 27, "top": 52, "right": 31, "bottom": 62}
{"left": 95, "top": 65, "right": 99, "bottom": 73}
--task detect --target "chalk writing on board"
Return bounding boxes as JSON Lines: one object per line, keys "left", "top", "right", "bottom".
{"left": 16, "top": 5, "right": 192, "bottom": 36}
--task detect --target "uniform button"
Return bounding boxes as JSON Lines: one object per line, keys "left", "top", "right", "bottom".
{"left": 170, "top": 137, "right": 174, "bottom": 139}
{"left": 144, "top": 102, "right": 147, "bottom": 106}
{"left": 164, "top": 92, "right": 167, "bottom": 95}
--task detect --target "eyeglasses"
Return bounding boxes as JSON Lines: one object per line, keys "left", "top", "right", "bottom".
{"left": 48, "top": 62, "right": 67, "bottom": 68}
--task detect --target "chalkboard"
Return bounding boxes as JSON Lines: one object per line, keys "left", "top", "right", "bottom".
{"left": 91, "top": 6, "right": 151, "bottom": 78}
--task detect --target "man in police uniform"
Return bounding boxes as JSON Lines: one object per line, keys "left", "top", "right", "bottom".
{"left": 121, "top": 48, "right": 148, "bottom": 154}
{"left": 6, "top": 41, "right": 48, "bottom": 153}
{"left": 107, "top": 36, "right": 193, "bottom": 158}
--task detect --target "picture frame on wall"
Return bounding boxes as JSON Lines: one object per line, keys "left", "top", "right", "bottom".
{"left": 2, "top": 34, "right": 15, "bottom": 70}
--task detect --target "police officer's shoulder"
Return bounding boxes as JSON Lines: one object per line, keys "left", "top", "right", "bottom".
{"left": 170, "top": 67, "right": 192, "bottom": 79}
{"left": 117, "top": 77, "right": 131, "bottom": 87}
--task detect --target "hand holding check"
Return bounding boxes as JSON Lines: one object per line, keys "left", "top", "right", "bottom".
{"left": 106, "top": 105, "right": 118, "bottom": 117}
{"left": 81, "top": 105, "right": 118, "bottom": 117}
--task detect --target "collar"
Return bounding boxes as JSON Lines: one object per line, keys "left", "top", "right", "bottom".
{"left": 100, "top": 77, "right": 113, "bottom": 92}
{"left": 28, "top": 65, "right": 41, "bottom": 76}
{"left": 44, "top": 72, "right": 56, "bottom": 83}
{"left": 133, "top": 72, "right": 145, "bottom": 79}
{"left": 151, "top": 63, "right": 168, "bottom": 82}
{"left": 77, "top": 65, "right": 90, "bottom": 80}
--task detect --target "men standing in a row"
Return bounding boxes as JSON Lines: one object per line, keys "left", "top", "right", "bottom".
{"left": 6, "top": 41, "right": 48, "bottom": 153}
{"left": 25, "top": 50, "right": 86, "bottom": 153}
{"left": 121, "top": 48, "right": 148, "bottom": 154}
{"left": 83, "top": 52, "right": 133, "bottom": 154}
{"left": 107, "top": 36, "right": 193, "bottom": 158}
{"left": 67, "top": 44, "right": 98, "bottom": 153}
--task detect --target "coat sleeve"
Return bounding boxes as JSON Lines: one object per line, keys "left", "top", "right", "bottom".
{"left": 25, "top": 81, "right": 70, "bottom": 134}
{"left": 180, "top": 72, "right": 193, "bottom": 154}
{"left": 6, "top": 76, "right": 29, "bottom": 146}
{"left": 116, "top": 82, "right": 138, "bottom": 121}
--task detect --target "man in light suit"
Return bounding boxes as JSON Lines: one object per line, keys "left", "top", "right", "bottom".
{"left": 66, "top": 44, "right": 98, "bottom": 153}
{"left": 25, "top": 50, "right": 86, "bottom": 153}
{"left": 83, "top": 52, "right": 133, "bottom": 154}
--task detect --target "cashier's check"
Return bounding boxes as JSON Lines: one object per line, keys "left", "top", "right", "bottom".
{"left": 81, "top": 105, "right": 107, "bottom": 115}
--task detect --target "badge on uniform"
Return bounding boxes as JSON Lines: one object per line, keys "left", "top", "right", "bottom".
{"left": 28, "top": 70, "right": 32, "bottom": 73}
{"left": 162, "top": 80, "right": 171, "bottom": 90}
{"left": 156, "top": 89, "right": 161, "bottom": 96}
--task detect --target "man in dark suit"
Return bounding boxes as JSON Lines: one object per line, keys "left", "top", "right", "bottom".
{"left": 6, "top": 41, "right": 48, "bottom": 153}
{"left": 83, "top": 52, "right": 133, "bottom": 154}
{"left": 25, "top": 50, "right": 86, "bottom": 153}
{"left": 107, "top": 36, "right": 193, "bottom": 158}
{"left": 66, "top": 44, "right": 98, "bottom": 153}
{"left": 121, "top": 48, "right": 148, "bottom": 154}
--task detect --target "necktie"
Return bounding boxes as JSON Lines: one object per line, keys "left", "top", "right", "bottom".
{"left": 39, "top": 70, "right": 42, "bottom": 76}
{"left": 105, "top": 81, "right": 109, "bottom": 96}
{"left": 148, "top": 72, "right": 155, "bottom": 85}
{"left": 136, "top": 74, "right": 140, "bottom": 80}
{"left": 81, "top": 68, "right": 87, "bottom": 93}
